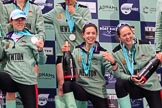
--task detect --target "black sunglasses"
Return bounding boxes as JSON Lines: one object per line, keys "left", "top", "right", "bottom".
{"left": 82, "top": 22, "right": 94, "bottom": 29}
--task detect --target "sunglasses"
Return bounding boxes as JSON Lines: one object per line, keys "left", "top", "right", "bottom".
{"left": 116, "top": 22, "right": 130, "bottom": 31}
{"left": 82, "top": 22, "right": 94, "bottom": 29}
{"left": 116, "top": 22, "right": 135, "bottom": 35}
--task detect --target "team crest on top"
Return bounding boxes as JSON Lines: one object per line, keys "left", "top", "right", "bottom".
{"left": 121, "top": 58, "right": 126, "bottom": 65}
{"left": 5, "top": 42, "right": 10, "bottom": 49}
{"left": 21, "top": 40, "right": 27, "bottom": 43}
{"left": 57, "top": 12, "right": 63, "bottom": 20}
{"left": 77, "top": 56, "right": 82, "bottom": 63}
{"left": 141, "top": 53, "right": 145, "bottom": 58}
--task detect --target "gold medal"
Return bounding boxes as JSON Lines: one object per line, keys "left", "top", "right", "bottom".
{"left": 69, "top": 34, "right": 76, "bottom": 41}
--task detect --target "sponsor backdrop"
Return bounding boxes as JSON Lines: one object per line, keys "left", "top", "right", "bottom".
{"left": 1, "top": 0, "right": 161, "bottom": 108}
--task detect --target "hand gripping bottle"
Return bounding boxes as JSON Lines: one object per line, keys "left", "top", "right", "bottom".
{"left": 62, "top": 41, "right": 77, "bottom": 81}
{"left": 138, "top": 56, "right": 160, "bottom": 83}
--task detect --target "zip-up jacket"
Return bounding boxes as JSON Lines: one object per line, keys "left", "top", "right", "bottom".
{"left": 43, "top": 2, "right": 91, "bottom": 56}
{"left": 0, "top": 31, "right": 46, "bottom": 85}
{"left": 72, "top": 41, "right": 115, "bottom": 98}
{"left": 112, "top": 39, "right": 162, "bottom": 91}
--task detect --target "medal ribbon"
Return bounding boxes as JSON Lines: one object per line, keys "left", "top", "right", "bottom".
{"left": 81, "top": 44, "right": 95, "bottom": 74}
{"left": 66, "top": 4, "right": 78, "bottom": 33}
{"left": 14, "top": 29, "right": 32, "bottom": 36}
{"left": 122, "top": 44, "right": 135, "bottom": 75}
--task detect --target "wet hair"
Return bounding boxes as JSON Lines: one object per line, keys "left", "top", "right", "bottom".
{"left": 82, "top": 22, "right": 98, "bottom": 34}
{"left": 116, "top": 23, "right": 133, "bottom": 36}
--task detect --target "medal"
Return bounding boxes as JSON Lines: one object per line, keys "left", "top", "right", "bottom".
{"left": 31, "top": 36, "right": 38, "bottom": 44}
{"left": 69, "top": 34, "right": 76, "bottom": 41}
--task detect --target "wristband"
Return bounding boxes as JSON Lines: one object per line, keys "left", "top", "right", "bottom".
{"left": 129, "top": 76, "right": 132, "bottom": 81}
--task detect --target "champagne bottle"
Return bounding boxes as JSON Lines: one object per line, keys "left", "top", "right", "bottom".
{"left": 137, "top": 56, "right": 160, "bottom": 83}
{"left": 62, "top": 41, "right": 76, "bottom": 81}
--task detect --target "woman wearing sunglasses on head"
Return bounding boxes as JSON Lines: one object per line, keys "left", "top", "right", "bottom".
{"left": 61, "top": 22, "right": 118, "bottom": 108}
{"left": 112, "top": 22, "right": 162, "bottom": 108}
{"left": 43, "top": 0, "right": 92, "bottom": 97}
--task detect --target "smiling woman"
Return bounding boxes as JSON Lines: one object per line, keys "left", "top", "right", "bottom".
{"left": 43, "top": 0, "right": 92, "bottom": 100}
{"left": 112, "top": 22, "right": 162, "bottom": 108}
{"left": 60, "top": 22, "right": 118, "bottom": 108}
{"left": 0, "top": 9, "right": 47, "bottom": 108}
{"left": 10, "top": 10, "right": 27, "bottom": 32}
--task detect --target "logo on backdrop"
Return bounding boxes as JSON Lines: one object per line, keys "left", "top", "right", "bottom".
{"left": 99, "top": 20, "right": 119, "bottom": 42}
{"left": 140, "top": 22, "right": 155, "bottom": 43}
{"left": 44, "top": 41, "right": 55, "bottom": 64}
{"left": 78, "top": 0, "right": 98, "bottom": 19}
{"left": 39, "top": 94, "right": 50, "bottom": 106}
{"left": 32, "top": 0, "right": 54, "bottom": 14}
{"left": 38, "top": 72, "right": 55, "bottom": 79}
{"left": 107, "top": 94, "right": 118, "bottom": 108}
{"left": 38, "top": 89, "right": 56, "bottom": 107}
{"left": 99, "top": 5, "right": 118, "bottom": 11}
{"left": 119, "top": 0, "right": 140, "bottom": 21}
{"left": 143, "top": 6, "right": 156, "bottom": 14}
{"left": 105, "top": 72, "right": 116, "bottom": 89}
{"left": 131, "top": 99, "right": 144, "bottom": 108}
{"left": 121, "top": 3, "right": 138, "bottom": 15}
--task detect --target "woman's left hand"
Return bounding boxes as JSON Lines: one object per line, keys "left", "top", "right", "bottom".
{"left": 130, "top": 75, "right": 145, "bottom": 85}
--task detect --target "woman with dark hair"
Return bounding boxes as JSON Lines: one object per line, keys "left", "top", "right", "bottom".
{"left": 43, "top": 0, "right": 92, "bottom": 97}
{"left": 112, "top": 22, "right": 162, "bottom": 108}
{"left": 61, "top": 22, "right": 118, "bottom": 108}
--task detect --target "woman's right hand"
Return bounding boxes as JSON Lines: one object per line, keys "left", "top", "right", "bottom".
{"left": 102, "top": 52, "right": 116, "bottom": 64}
{"left": 156, "top": 52, "right": 162, "bottom": 63}
{"left": 130, "top": 75, "right": 145, "bottom": 85}
{"left": 61, "top": 42, "right": 70, "bottom": 52}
